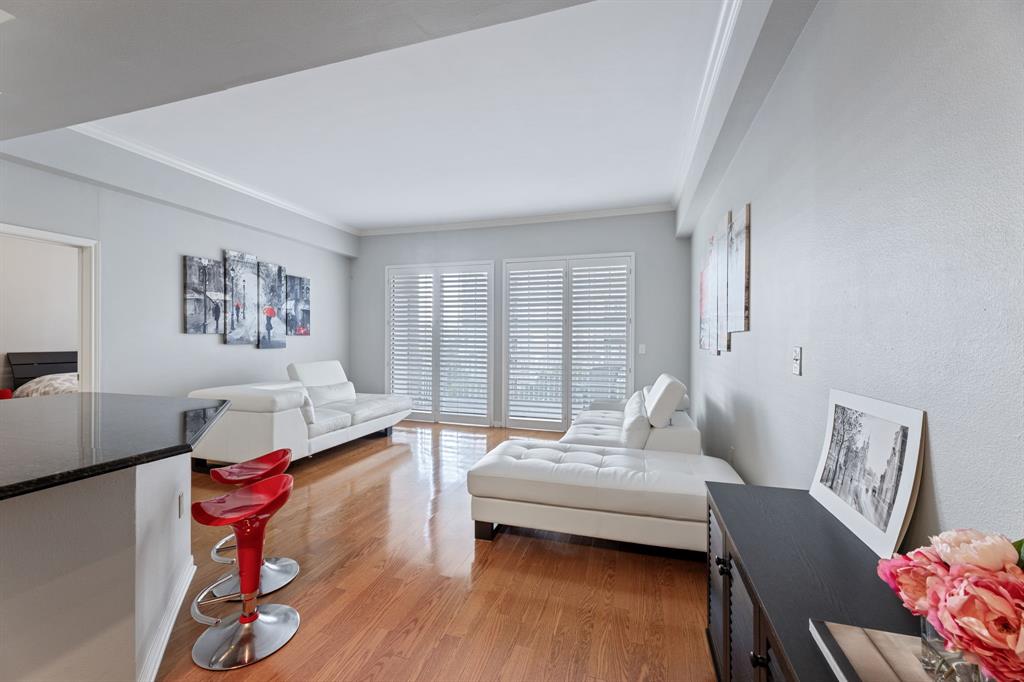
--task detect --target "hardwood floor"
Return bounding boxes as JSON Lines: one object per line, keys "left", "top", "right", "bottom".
{"left": 157, "top": 422, "right": 715, "bottom": 682}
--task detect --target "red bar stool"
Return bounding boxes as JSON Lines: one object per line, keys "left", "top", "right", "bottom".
{"left": 207, "top": 449, "right": 299, "bottom": 598}
{"left": 190, "top": 474, "right": 300, "bottom": 670}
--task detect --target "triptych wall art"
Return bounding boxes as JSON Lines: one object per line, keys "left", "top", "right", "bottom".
{"left": 699, "top": 203, "right": 750, "bottom": 354}
{"left": 183, "top": 250, "right": 311, "bottom": 348}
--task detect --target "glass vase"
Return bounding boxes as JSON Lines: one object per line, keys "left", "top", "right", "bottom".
{"left": 919, "top": 617, "right": 999, "bottom": 681}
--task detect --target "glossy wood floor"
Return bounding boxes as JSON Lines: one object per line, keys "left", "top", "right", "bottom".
{"left": 157, "top": 422, "right": 714, "bottom": 682}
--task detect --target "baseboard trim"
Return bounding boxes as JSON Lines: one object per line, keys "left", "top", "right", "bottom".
{"left": 138, "top": 558, "right": 196, "bottom": 682}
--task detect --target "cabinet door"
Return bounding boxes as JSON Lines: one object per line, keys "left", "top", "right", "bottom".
{"left": 707, "top": 506, "right": 728, "bottom": 679}
{"left": 729, "top": 564, "right": 757, "bottom": 682}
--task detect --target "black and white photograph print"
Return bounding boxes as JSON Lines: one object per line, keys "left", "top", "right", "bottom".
{"left": 810, "top": 390, "right": 924, "bottom": 558}
{"left": 819, "top": 405, "right": 908, "bottom": 531}
{"left": 225, "top": 250, "right": 259, "bottom": 345}
{"left": 257, "top": 261, "right": 287, "bottom": 349}
{"left": 285, "top": 274, "right": 310, "bottom": 336}
{"left": 184, "top": 256, "right": 225, "bottom": 334}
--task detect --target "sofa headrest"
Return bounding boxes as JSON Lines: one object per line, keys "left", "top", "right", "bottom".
{"left": 645, "top": 373, "right": 687, "bottom": 428}
{"left": 287, "top": 360, "right": 348, "bottom": 387}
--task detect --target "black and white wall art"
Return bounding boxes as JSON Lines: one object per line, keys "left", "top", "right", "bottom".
{"left": 224, "top": 250, "right": 259, "bottom": 345}
{"left": 810, "top": 390, "right": 924, "bottom": 557}
{"left": 285, "top": 275, "right": 310, "bottom": 336}
{"left": 183, "top": 256, "right": 225, "bottom": 334}
{"left": 257, "top": 261, "right": 287, "bottom": 349}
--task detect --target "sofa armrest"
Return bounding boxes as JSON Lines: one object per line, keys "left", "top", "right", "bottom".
{"left": 188, "top": 386, "right": 305, "bottom": 413}
{"left": 644, "top": 411, "right": 701, "bottom": 454}
{"left": 587, "top": 398, "right": 628, "bottom": 411}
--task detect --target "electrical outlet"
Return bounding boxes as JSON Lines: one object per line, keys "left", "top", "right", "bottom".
{"left": 638, "top": 343, "right": 647, "bottom": 356}
{"left": 792, "top": 346, "right": 803, "bottom": 376}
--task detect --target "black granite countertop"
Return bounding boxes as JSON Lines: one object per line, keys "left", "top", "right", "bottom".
{"left": 0, "top": 393, "right": 228, "bottom": 500}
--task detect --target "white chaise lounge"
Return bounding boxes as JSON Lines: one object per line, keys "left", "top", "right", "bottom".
{"left": 467, "top": 373, "right": 742, "bottom": 551}
{"left": 188, "top": 360, "right": 412, "bottom": 464}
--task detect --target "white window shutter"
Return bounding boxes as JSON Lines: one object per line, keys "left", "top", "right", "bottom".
{"left": 439, "top": 270, "right": 490, "bottom": 420}
{"left": 506, "top": 264, "right": 565, "bottom": 425}
{"left": 570, "top": 258, "right": 631, "bottom": 418}
{"left": 387, "top": 270, "right": 433, "bottom": 415}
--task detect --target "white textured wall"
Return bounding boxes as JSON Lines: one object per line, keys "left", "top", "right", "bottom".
{"left": 0, "top": 158, "right": 351, "bottom": 396}
{"left": 349, "top": 211, "right": 690, "bottom": 417}
{"left": 690, "top": 0, "right": 1023, "bottom": 546}
{"left": 0, "top": 236, "right": 81, "bottom": 389}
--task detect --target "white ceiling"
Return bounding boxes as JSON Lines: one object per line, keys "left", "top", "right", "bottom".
{"left": 74, "top": 0, "right": 725, "bottom": 234}
{"left": 0, "top": 0, "right": 584, "bottom": 140}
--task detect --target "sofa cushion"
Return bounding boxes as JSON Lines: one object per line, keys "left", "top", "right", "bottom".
{"left": 561, "top": 423, "right": 625, "bottom": 448}
{"left": 287, "top": 360, "right": 348, "bottom": 387}
{"left": 324, "top": 393, "right": 413, "bottom": 425}
{"left": 306, "top": 407, "right": 353, "bottom": 438}
{"left": 621, "top": 391, "right": 651, "bottom": 448}
{"left": 467, "top": 441, "right": 743, "bottom": 522}
{"left": 573, "top": 409, "right": 625, "bottom": 427}
{"left": 306, "top": 381, "right": 356, "bottom": 407}
{"left": 645, "top": 374, "right": 687, "bottom": 428}
{"left": 300, "top": 395, "right": 316, "bottom": 425}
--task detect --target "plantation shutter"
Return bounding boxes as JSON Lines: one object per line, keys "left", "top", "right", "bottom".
{"left": 570, "top": 257, "right": 631, "bottom": 418}
{"left": 504, "top": 254, "right": 633, "bottom": 430}
{"left": 387, "top": 263, "right": 492, "bottom": 424}
{"left": 438, "top": 269, "right": 491, "bottom": 421}
{"left": 387, "top": 270, "right": 434, "bottom": 416}
{"left": 505, "top": 263, "right": 566, "bottom": 426}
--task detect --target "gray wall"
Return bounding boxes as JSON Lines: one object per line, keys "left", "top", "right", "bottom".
{"left": 0, "top": 157, "right": 351, "bottom": 396}
{"left": 349, "top": 210, "right": 690, "bottom": 420}
{"left": 690, "top": 0, "right": 1023, "bottom": 547}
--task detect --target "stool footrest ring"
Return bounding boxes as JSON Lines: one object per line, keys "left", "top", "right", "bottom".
{"left": 191, "top": 573, "right": 241, "bottom": 626}
{"left": 210, "top": 533, "right": 237, "bottom": 565}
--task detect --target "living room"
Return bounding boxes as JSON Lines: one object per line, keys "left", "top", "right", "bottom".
{"left": 0, "top": 1, "right": 1021, "bottom": 681}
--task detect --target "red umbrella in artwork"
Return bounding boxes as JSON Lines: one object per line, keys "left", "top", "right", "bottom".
{"left": 263, "top": 306, "right": 277, "bottom": 318}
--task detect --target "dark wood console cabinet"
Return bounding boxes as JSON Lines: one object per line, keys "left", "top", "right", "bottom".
{"left": 706, "top": 483, "right": 917, "bottom": 681}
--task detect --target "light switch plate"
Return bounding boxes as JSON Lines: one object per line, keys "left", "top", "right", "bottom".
{"left": 638, "top": 343, "right": 647, "bottom": 356}
{"left": 792, "top": 346, "right": 802, "bottom": 375}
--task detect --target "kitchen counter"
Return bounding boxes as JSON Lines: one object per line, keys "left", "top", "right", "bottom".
{"left": 0, "top": 392, "right": 227, "bottom": 499}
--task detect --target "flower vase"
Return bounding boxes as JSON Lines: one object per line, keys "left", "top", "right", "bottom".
{"left": 919, "top": 618, "right": 999, "bottom": 681}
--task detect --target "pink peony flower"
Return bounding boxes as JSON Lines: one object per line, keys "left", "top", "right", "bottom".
{"left": 931, "top": 529, "right": 1020, "bottom": 571}
{"left": 927, "top": 564, "right": 1024, "bottom": 681}
{"left": 877, "top": 545, "right": 949, "bottom": 616}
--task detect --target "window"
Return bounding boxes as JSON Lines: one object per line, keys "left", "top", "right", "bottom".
{"left": 386, "top": 262, "right": 492, "bottom": 424}
{"left": 504, "top": 253, "right": 633, "bottom": 430}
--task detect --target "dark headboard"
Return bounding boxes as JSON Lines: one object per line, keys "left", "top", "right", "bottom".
{"left": 6, "top": 352, "right": 78, "bottom": 389}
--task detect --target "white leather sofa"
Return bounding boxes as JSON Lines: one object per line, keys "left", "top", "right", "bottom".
{"left": 468, "top": 373, "right": 739, "bottom": 551}
{"left": 468, "top": 441, "right": 742, "bottom": 551}
{"left": 188, "top": 361, "right": 412, "bottom": 464}
{"left": 560, "top": 373, "right": 701, "bottom": 454}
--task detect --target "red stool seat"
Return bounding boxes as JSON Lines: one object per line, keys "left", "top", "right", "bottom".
{"left": 192, "top": 473, "right": 293, "bottom": 527}
{"left": 210, "top": 448, "right": 291, "bottom": 486}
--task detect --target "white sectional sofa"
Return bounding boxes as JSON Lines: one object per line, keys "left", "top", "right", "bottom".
{"left": 468, "top": 373, "right": 742, "bottom": 551}
{"left": 188, "top": 361, "right": 412, "bottom": 464}
{"left": 560, "top": 373, "right": 701, "bottom": 454}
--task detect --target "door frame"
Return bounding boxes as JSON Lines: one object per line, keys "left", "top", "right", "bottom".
{"left": 0, "top": 223, "right": 100, "bottom": 391}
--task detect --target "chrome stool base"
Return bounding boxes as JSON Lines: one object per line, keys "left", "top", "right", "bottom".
{"left": 191, "top": 604, "right": 300, "bottom": 671}
{"left": 211, "top": 557, "right": 300, "bottom": 599}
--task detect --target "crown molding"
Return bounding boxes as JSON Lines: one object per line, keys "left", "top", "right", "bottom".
{"left": 357, "top": 202, "right": 675, "bottom": 237}
{"left": 69, "top": 123, "right": 357, "bottom": 235}
{"left": 672, "top": 0, "right": 744, "bottom": 207}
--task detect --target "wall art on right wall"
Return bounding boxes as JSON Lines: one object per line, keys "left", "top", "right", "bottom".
{"left": 810, "top": 389, "right": 925, "bottom": 557}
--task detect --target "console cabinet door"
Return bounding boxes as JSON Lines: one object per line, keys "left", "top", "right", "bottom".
{"left": 707, "top": 507, "right": 728, "bottom": 679}
{"left": 729, "top": 563, "right": 757, "bottom": 682}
